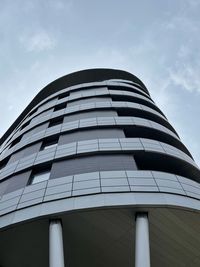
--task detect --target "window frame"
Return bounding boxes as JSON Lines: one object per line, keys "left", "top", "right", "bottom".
{"left": 29, "top": 168, "right": 51, "bottom": 185}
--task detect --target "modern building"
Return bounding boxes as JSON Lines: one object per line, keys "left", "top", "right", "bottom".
{"left": 0, "top": 68, "right": 200, "bottom": 267}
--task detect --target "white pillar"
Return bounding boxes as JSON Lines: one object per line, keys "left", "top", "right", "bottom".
{"left": 135, "top": 212, "right": 150, "bottom": 267}
{"left": 49, "top": 219, "right": 65, "bottom": 267}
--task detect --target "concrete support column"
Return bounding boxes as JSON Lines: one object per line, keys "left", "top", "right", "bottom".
{"left": 135, "top": 212, "right": 150, "bottom": 267}
{"left": 49, "top": 219, "right": 65, "bottom": 267}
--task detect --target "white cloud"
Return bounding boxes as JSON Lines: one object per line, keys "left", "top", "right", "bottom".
{"left": 177, "top": 44, "right": 191, "bottom": 58}
{"left": 0, "top": 0, "right": 200, "bottom": 165}
{"left": 185, "top": 0, "right": 200, "bottom": 8}
{"left": 169, "top": 62, "right": 200, "bottom": 92}
{"left": 49, "top": 0, "right": 73, "bottom": 11}
{"left": 8, "top": 105, "right": 14, "bottom": 111}
{"left": 19, "top": 31, "right": 56, "bottom": 52}
{"left": 159, "top": 7, "right": 200, "bottom": 93}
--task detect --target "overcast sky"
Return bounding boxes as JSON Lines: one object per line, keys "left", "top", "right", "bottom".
{"left": 0, "top": 0, "right": 200, "bottom": 165}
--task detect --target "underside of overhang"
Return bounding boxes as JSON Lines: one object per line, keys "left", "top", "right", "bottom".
{"left": 0, "top": 207, "right": 200, "bottom": 267}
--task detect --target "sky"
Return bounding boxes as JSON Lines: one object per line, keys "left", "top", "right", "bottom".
{"left": 0, "top": 0, "right": 200, "bottom": 165}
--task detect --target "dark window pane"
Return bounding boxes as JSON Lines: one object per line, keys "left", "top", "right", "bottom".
{"left": 5, "top": 171, "right": 31, "bottom": 194}
{"left": 50, "top": 154, "right": 137, "bottom": 178}
{"left": 41, "top": 136, "right": 59, "bottom": 150}
{"left": 49, "top": 117, "right": 63, "bottom": 128}
{"left": 29, "top": 168, "right": 51, "bottom": 185}
{"left": 59, "top": 129, "right": 125, "bottom": 145}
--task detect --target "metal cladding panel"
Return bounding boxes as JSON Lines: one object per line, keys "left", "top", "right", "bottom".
{"left": 67, "top": 97, "right": 111, "bottom": 107}
{"left": 8, "top": 142, "right": 42, "bottom": 164}
{"left": 21, "top": 122, "right": 49, "bottom": 141}
{"left": 63, "top": 110, "right": 117, "bottom": 123}
{"left": 0, "top": 68, "right": 199, "bottom": 220}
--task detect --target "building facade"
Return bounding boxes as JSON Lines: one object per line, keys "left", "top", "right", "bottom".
{"left": 0, "top": 68, "right": 200, "bottom": 267}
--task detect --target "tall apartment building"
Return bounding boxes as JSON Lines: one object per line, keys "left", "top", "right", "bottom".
{"left": 0, "top": 69, "right": 200, "bottom": 267}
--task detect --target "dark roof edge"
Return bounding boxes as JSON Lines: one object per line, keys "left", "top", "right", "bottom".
{"left": 0, "top": 68, "right": 148, "bottom": 145}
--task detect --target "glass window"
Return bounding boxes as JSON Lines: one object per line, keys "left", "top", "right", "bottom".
{"left": 41, "top": 137, "right": 59, "bottom": 150}
{"left": 58, "top": 92, "right": 69, "bottom": 100}
{"left": 29, "top": 170, "right": 51, "bottom": 185}
{"left": 42, "top": 142, "right": 57, "bottom": 150}
{"left": 20, "top": 120, "right": 30, "bottom": 130}
{"left": 0, "top": 157, "right": 10, "bottom": 170}
{"left": 10, "top": 136, "right": 22, "bottom": 148}
{"left": 48, "top": 117, "right": 63, "bottom": 127}
{"left": 28, "top": 108, "right": 38, "bottom": 117}
{"left": 54, "top": 103, "right": 67, "bottom": 112}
